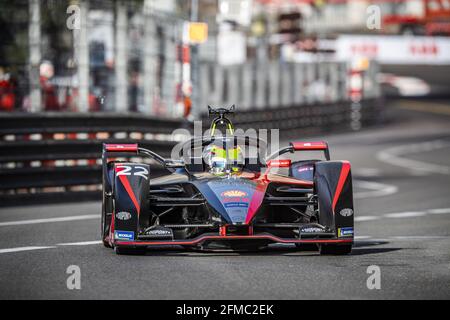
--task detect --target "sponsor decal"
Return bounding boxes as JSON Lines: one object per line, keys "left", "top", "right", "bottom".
{"left": 114, "top": 230, "right": 134, "bottom": 240}
{"left": 297, "top": 166, "right": 313, "bottom": 173}
{"left": 143, "top": 226, "right": 173, "bottom": 239}
{"left": 339, "top": 208, "right": 354, "bottom": 217}
{"left": 220, "top": 190, "right": 250, "bottom": 204}
{"left": 221, "top": 190, "right": 247, "bottom": 198}
{"left": 146, "top": 229, "right": 171, "bottom": 236}
{"left": 115, "top": 211, "right": 132, "bottom": 221}
{"left": 338, "top": 227, "right": 354, "bottom": 237}
{"left": 301, "top": 227, "right": 325, "bottom": 233}
{"left": 224, "top": 202, "right": 249, "bottom": 208}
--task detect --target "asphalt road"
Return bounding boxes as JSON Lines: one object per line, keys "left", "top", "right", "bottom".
{"left": 0, "top": 99, "right": 449, "bottom": 300}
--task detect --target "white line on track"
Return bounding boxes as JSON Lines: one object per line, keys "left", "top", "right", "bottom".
{"left": 428, "top": 208, "right": 450, "bottom": 214}
{"left": 390, "top": 236, "right": 450, "bottom": 240}
{"left": 354, "top": 236, "right": 450, "bottom": 243}
{"left": 1, "top": 235, "right": 449, "bottom": 255}
{"left": 0, "top": 207, "right": 449, "bottom": 254}
{"left": 384, "top": 211, "right": 427, "bottom": 218}
{"left": 0, "top": 241, "right": 100, "bottom": 255}
{"left": 0, "top": 214, "right": 98, "bottom": 227}
{"left": 353, "top": 168, "right": 382, "bottom": 178}
{"left": 0, "top": 246, "right": 56, "bottom": 254}
{"left": 377, "top": 139, "right": 450, "bottom": 175}
{"left": 57, "top": 240, "right": 102, "bottom": 246}
{"left": 354, "top": 180, "right": 398, "bottom": 199}
{"left": 354, "top": 216, "right": 379, "bottom": 222}
{"left": 355, "top": 207, "right": 450, "bottom": 222}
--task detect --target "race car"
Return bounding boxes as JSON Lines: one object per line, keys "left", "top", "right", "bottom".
{"left": 101, "top": 106, "right": 354, "bottom": 255}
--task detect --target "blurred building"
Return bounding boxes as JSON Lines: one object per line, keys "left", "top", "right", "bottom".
{"left": 0, "top": 0, "right": 187, "bottom": 115}
{"left": 5, "top": 0, "right": 443, "bottom": 116}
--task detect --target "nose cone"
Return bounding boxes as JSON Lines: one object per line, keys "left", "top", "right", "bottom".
{"left": 206, "top": 179, "right": 257, "bottom": 224}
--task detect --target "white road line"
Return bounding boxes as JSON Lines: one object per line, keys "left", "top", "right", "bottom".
{"left": 390, "top": 236, "right": 450, "bottom": 240}
{"left": 354, "top": 180, "right": 398, "bottom": 199}
{"left": 384, "top": 211, "right": 427, "bottom": 218}
{"left": 0, "top": 214, "right": 99, "bottom": 227}
{"left": 1, "top": 206, "right": 449, "bottom": 254}
{"left": 0, "top": 241, "right": 101, "bottom": 254}
{"left": 0, "top": 246, "right": 56, "bottom": 254}
{"left": 353, "top": 168, "right": 382, "bottom": 178}
{"left": 428, "top": 208, "right": 450, "bottom": 215}
{"left": 2, "top": 231, "right": 450, "bottom": 254}
{"left": 354, "top": 236, "right": 450, "bottom": 242}
{"left": 355, "top": 216, "right": 379, "bottom": 222}
{"left": 57, "top": 240, "right": 102, "bottom": 246}
{"left": 356, "top": 207, "right": 450, "bottom": 222}
{"left": 354, "top": 236, "right": 372, "bottom": 239}
{"left": 377, "top": 139, "right": 450, "bottom": 175}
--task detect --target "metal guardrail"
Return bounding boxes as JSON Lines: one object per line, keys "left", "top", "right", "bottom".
{"left": 0, "top": 97, "right": 383, "bottom": 206}
{"left": 0, "top": 113, "right": 190, "bottom": 206}
{"left": 202, "top": 98, "right": 383, "bottom": 135}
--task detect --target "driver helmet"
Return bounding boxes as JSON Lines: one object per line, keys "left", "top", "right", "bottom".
{"left": 203, "top": 145, "right": 243, "bottom": 175}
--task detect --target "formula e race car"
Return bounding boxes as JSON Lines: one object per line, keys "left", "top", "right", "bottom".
{"left": 101, "top": 106, "right": 354, "bottom": 255}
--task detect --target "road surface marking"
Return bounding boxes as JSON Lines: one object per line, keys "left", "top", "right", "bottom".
{"left": 356, "top": 207, "right": 450, "bottom": 222}
{"left": 0, "top": 214, "right": 99, "bottom": 227}
{"left": 1, "top": 207, "right": 449, "bottom": 254}
{"left": 384, "top": 211, "right": 427, "bottom": 218}
{"left": 57, "top": 241, "right": 102, "bottom": 246}
{"left": 354, "top": 235, "right": 450, "bottom": 243}
{"left": 0, "top": 246, "right": 56, "bottom": 254}
{"left": 377, "top": 139, "right": 450, "bottom": 175}
{"left": 354, "top": 236, "right": 372, "bottom": 239}
{"left": 354, "top": 180, "right": 398, "bottom": 199}
{"left": 390, "top": 236, "right": 449, "bottom": 240}
{"left": 355, "top": 216, "right": 379, "bottom": 222}
{"left": 428, "top": 208, "right": 450, "bottom": 214}
{"left": 353, "top": 168, "right": 382, "bottom": 177}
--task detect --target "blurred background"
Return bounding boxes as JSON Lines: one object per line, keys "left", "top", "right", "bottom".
{"left": 0, "top": 0, "right": 448, "bottom": 117}
{"left": 0, "top": 0, "right": 449, "bottom": 203}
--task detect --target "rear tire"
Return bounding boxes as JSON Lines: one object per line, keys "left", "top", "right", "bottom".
{"left": 319, "top": 244, "right": 352, "bottom": 255}
{"left": 114, "top": 246, "right": 147, "bottom": 255}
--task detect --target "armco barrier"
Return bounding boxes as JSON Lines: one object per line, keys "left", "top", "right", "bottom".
{"left": 0, "top": 98, "right": 383, "bottom": 206}
{"left": 0, "top": 113, "right": 191, "bottom": 206}
{"left": 202, "top": 98, "right": 383, "bottom": 136}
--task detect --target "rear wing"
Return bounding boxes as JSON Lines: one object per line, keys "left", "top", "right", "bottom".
{"left": 104, "top": 143, "right": 138, "bottom": 153}
{"left": 290, "top": 141, "right": 330, "bottom": 160}
{"left": 266, "top": 141, "right": 330, "bottom": 162}
{"left": 102, "top": 144, "right": 140, "bottom": 171}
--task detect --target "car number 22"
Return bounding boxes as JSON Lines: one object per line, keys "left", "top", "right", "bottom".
{"left": 116, "top": 165, "right": 148, "bottom": 180}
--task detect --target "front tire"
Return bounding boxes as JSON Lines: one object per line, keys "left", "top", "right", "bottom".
{"left": 101, "top": 195, "right": 113, "bottom": 248}
{"left": 319, "top": 244, "right": 352, "bottom": 255}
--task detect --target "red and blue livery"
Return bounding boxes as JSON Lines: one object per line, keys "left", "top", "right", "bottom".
{"left": 101, "top": 106, "right": 354, "bottom": 255}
